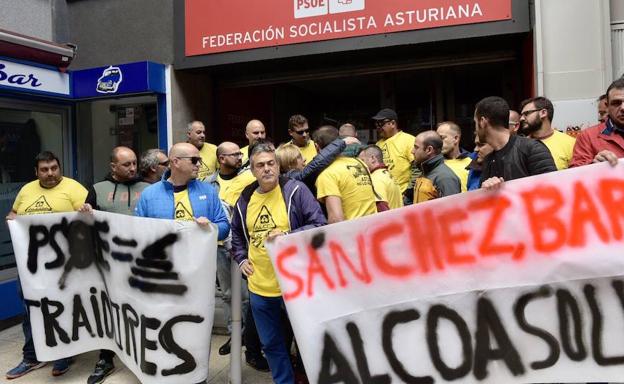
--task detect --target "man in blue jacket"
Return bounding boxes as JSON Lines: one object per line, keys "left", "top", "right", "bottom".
{"left": 231, "top": 142, "right": 326, "bottom": 384}
{"left": 135, "top": 143, "right": 228, "bottom": 384}
{"left": 135, "top": 142, "right": 229, "bottom": 239}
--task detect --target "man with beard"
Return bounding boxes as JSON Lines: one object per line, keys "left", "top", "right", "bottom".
{"left": 571, "top": 78, "right": 624, "bottom": 167}
{"left": 466, "top": 134, "right": 494, "bottom": 191}
{"left": 80, "top": 146, "right": 149, "bottom": 383}
{"left": 519, "top": 96, "right": 575, "bottom": 170}
{"left": 5, "top": 151, "right": 86, "bottom": 380}
{"left": 474, "top": 96, "right": 556, "bottom": 190}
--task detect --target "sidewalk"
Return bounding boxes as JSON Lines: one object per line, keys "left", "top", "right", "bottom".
{"left": 0, "top": 325, "right": 273, "bottom": 384}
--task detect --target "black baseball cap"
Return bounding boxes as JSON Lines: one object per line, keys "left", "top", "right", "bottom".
{"left": 372, "top": 108, "right": 398, "bottom": 121}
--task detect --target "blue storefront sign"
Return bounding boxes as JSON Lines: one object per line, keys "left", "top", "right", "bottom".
{"left": 72, "top": 61, "right": 165, "bottom": 98}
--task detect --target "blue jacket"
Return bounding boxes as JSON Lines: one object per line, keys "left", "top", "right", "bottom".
{"left": 231, "top": 176, "right": 326, "bottom": 265}
{"left": 135, "top": 173, "right": 230, "bottom": 241}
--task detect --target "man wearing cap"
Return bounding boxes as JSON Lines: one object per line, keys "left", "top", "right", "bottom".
{"left": 288, "top": 114, "right": 317, "bottom": 164}
{"left": 373, "top": 108, "right": 416, "bottom": 194}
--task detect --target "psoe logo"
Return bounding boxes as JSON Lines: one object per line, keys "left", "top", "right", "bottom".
{"left": 294, "top": 0, "right": 365, "bottom": 19}
{"left": 96, "top": 66, "right": 123, "bottom": 94}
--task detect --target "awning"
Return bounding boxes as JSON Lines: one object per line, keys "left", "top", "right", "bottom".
{"left": 0, "top": 29, "right": 76, "bottom": 71}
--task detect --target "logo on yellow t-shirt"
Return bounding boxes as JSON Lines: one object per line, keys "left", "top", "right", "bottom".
{"left": 24, "top": 195, "right": 53, "bottom": 214}
{"left": 250, "top": 205, "right": 276, "bottom": 248}
{"left": 174, "top": 201, "right": 193, "bottom": 221}
{"left": 346, "top": 163, "right": 372, "bottom": 186}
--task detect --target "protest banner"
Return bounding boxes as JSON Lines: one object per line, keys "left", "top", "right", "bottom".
{"left": 267, "top": 161, "right": 624, "bottom": 383}
{"left": 8, "top": 211, "right": 217, "bottom": 384}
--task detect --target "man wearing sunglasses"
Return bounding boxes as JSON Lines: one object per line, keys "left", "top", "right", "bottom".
{"left": 571, "top": 78, "right": 624, "bottom": 167}
{"left": 519, "top": 96, "right": 575, "bottom": 170}
{"left": 287, "top": 114, "right": 317, "bottom": 164}
{"left": 135, "top": 142, "right": 229, "bottom": 238}
{"left": 187, "top": 120, "right": 219, "bottom": 180}
{"left": 372, "top": 108, "right": 416, "bottom": 195}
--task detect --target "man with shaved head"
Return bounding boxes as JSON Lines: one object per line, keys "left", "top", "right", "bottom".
{"left": 80, "top": 146, "right": 150, "bottom": 383}
{"left": 187, "top": 120, "right": 219, "bottom": 180}
{"left": 436, "top": 121, "right": 471, "bottom": 191}
{"left": 135, "top": 142, "right": 229, "bottom": 237}
{"left": 411, "top": 131, "right": 461, "bottom": 203}
{"left": 241, "top": 119, "right": 267, "bottom": 166}
{"left": 339, "top": 123, "right": 357, "bottom": 138}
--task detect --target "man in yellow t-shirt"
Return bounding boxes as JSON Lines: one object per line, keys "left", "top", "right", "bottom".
{"left": 288, "top": 114, "right": 317, "bottom": 164}
{"left": 358, "top": 145, "right": 403, "bottom": 210}
{"left": 231, "top": 142, "right": 325, "bottom": 384}
{"left": 519, "top": 97, "right": 575, "bottom": 170}
{"left": 6, "top": 151, "right": 87, "bottom": 380}
{"left": 241, "top": 119, "right": 266, "bottom": 166}
{"left": 373, "top": 108, "right": 416, "bottom": 193}
{"left": 314, "top": 126, "right": 377, "bottom": 223}
{"left": 187, "top": 120, "right": 219, "bottom": 180}
{"left": 436, "top": 121, "right": 472, "bottom": 192}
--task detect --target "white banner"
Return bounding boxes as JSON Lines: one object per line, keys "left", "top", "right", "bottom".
{"left": 267, "top": 161, "right": 624, "bottom": 383}
{"left": 8, "top": 211, "right": 217, "bottom": 384}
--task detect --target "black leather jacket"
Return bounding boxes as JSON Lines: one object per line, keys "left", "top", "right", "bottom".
{"left": 480, "top": 135, "right": 556, "bottom": 184}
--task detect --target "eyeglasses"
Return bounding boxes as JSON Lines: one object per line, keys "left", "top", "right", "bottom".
{"left": 375, "top": 119, "right": 392, "bottom": 128}
{"left": 176, "top": 156, "right": 203, "bottom": 165}
{"left": 222, "top": 152, "right": 243, "bottom": 158}
{"left": 520, "top": 109, "right": 543, "bottom": 117}
{"left": 292, "top": 128, "right": 310, "bottom": 135}
{"left": 159, "top": 160, "right": 170, "bottom": 166}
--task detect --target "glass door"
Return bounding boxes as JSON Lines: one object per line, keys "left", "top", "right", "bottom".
{"left": 0, "top": 98, "right": 71, "bottom": 283}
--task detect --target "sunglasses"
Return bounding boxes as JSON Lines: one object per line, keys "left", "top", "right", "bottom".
{"left": 176, "top": 156, "right": 202, "bottom": 165}
{"left": 292, "top": 128, "right": 310, "bottom": 135}
{"left": 375, "top": 119, "right": 392, "bottom": 128}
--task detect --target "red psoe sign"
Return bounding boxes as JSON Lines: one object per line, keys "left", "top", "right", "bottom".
{"left": 185, "top": 0, "right": 512, "bottom": 56}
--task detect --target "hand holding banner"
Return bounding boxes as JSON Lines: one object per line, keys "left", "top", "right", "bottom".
{"left": 268, "top": 161, "right": 624, "bottom": 383}
{"left": 8, "top": 211, "right": 217, "bottom": 384}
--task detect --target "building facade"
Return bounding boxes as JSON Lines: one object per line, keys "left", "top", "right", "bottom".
{"left": 0, "top": 0, "right": 622, "bottom": 321}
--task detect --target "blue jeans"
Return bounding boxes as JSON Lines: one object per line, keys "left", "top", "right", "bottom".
{"left": 249, "top": 292, "right": 294, "bottom": 384}
{"left": 17, "top": 277, "right": 70, "bottom": 366}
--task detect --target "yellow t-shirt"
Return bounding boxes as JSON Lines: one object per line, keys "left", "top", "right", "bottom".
{"left": 371, "top": 168, "right": 403, "bottom": 210}
{"left": 316, "top": 157, "right": 377, "bottom": 220}
{"left": 13, "top": 177, "right": 87, "bottom": 215}
{"left": 376, "top": 131, "right": 416, "bottom": 192}
{"left": 444, "top": 156, "right": 472, "bottom": 192}
{"left": 222, "top": 170, "right": 257, "bottom": 207}
{"left": 197, "top": 142, "right": 219, "bottom": 180}
{"left": 217, "top": 174, "right": 236, "bottom": 202}
{"left": 240, "top": 145, "right": 249, "bottom": 165}
{"left": 246, "top": 186, "right": 289, "bottom": 297}
{"left": 292, "top": 140, "right": 317, "bottom": 164}
{"left": 541, "top": 130, "right": 576, "bottom": 170}
{"left": 174, "top": 189, "right": 194, "bottom": 221}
